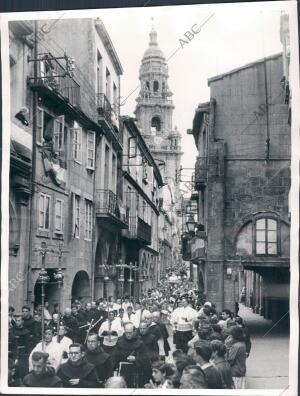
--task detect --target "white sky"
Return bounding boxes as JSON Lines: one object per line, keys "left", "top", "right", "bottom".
{"left": 95, "top": 1, "right": 290, "bottom": 179}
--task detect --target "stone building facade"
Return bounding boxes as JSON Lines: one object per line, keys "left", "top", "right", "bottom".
{"left": 120, "top": 116, "right": 164, "bottom": 298}
{"left": 134, "top": 25, "right": 183, "bottom": 275}
{"left": 189, "top": 53, "right": 290, "bottom": 321}
{"left": 8, "top": 18, "right": 125, "bottom": 311}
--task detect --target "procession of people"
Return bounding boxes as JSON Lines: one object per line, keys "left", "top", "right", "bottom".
{"left": 8, "top": 273, "right": 251, "bottom": 389}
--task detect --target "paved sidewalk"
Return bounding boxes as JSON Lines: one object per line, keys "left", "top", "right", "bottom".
{"left": 239, "top": 304, "right": 289, "bottom": 391}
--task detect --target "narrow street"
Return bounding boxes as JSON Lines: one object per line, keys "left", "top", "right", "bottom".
{"left": 239, "top": 304, "right": 289, "bottom": 390}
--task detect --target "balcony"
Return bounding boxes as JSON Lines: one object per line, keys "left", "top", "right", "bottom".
{"left": 95, "top": 189, "right": 128, "bottom": 230}
{"left": 194, "top": 156, "right": 207, "bottom": 191}
{"left": 190, "top": 235, "right": 206, "bottom": 262}
{"left": 28, "top": 53, "right": 80, "bottom": 108}
{"left": 123, "top": 216, "right": 152, "bottom": 246}
{"left": 96, "top": 93, "right": 122, "bottom": 150}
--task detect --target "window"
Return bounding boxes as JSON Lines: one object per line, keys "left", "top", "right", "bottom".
{"left": 72, "top": 122, "right": 82, "bottom": 163}
{"left": 37, "top": 107, "right": 44, "bottom": 145}
{"left": 112, "top": 154, "right": 117, "bottom": 191}
{"left": 106, "top": 68, "right": 111, "bottom": 101}
{"left": 143, "top": 162, "right": 148, "bottom": 183}
{"left": 153, "top": 80, "right": 159, "bottom": 92}
{"left": 85, "top": 200, "right": 93, "bottom": 240}
{"left": 55, "top": 199, "right": 63, "bottom": 234}
{"left": 151, "top": 116, "right": 161, "bottom": 132}
{"left": 86, "top": 131, "right": 96, "bottom": 170}
{"left": 39, "top": 193, "right": 50, "bottom": 231}
{"left": 104, "top": 145, "right": 110, "bottom": 189}
{"left": 128, "top": 137, "right": 137, "bottom": 159}
{"left": 255, "top": 218, "right": 278, "bottom": 255}
{"left": 97, "top": 50, "right": 103, "bottom": 94}
{"left": 73, "top": 194, "right": 80, "bottom": 238}
{"left": 113, "top": 83, "right": 118, "bottom": 114}
{"left": 53, "top": 115, "right": 64, "bottom": 152}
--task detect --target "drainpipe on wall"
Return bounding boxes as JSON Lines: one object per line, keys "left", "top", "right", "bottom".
{"left": 27, "top": 20, "right": 38, "bottom": 306}
{"left": 90, "top": 136, "right": 98, "bottom": 301}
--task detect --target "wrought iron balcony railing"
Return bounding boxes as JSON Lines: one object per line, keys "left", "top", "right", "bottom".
{"left": 96, "top": 93, "right": 122, "bottom": 146}
{"left": 28, "top": 53, "right": 80, "bottom": 107}
{"left": 124, "top": 215, "right": 152, "bottom": 245}
{"left": 95, "top": 189, "right": 127, "bottom": 228}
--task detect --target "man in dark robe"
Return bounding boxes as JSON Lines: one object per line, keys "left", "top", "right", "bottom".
{"left": 136, "top": 321, "right": 159, "bottom": 362}
{"left": 10, "top": 315, "right": 32, "bottom": 378}
{"left": 62, "top": 308, "right": 78, "bottom": 342}
{"left": 85, "top": 333, "right": 114, "bottom": 387}
{"left": 71, "top": 305, "right": 87, "bottom": 344}
{"left": 112, "top": 322, "right": 151, "bottom": 388}
{"left": 57, "top": 343, "right": 99, "bottom": 388}
{"left": 22, "top": 306, "right": 35, "bottom": 334}
{"left": 23, "top": 351, "right": 62, "bottom": 387}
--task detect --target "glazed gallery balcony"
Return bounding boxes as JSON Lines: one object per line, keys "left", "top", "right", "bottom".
{"left": 122, "top": 216, "right": 152, "bottom": 246}
{"left": 28, "top": 53, "right": 81, "bottom": 108}
{"left": 96, "top": 93, "right": 123, "bottom": 150}
{"left": 194, "top": 156, "right": 208, "bottom": 191}
{"left": 95, "top": 189, "right": 128, "bottom": 230}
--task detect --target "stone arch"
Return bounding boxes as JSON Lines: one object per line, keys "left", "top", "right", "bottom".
{"left": 33, "top": 269, "right": 61, "bottom": 312}
{"left": 151, "top": 116, "right": 161, "bottom": 132}
{"left": 232, "top": 210, "right": 290, "bottom": 250}
{"left": 71, "top": 270, "right": 90, "bottom": 304}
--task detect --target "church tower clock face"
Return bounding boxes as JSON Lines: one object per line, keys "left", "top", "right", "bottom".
{"left": 134, "top": 20, "right": 183, "bottom": 211}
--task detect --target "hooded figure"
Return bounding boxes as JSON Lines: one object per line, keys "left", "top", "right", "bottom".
{"left": 57, "top": 343, "right": 99, "bottom": 388}
{"left": 23, "top": 352, "right": 62, "bottom": 387}
{"left": 85, "top": 333, "right": 114, "bottom": 386}
{"left": 112, "top": 322, "right": 152, "bottom": 387}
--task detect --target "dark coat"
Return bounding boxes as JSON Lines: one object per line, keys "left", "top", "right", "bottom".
{"left": 62, "top": 315, "right": 79, "bottom": 342}
{"left": 112, "top": 334, "right": 152, "bottom": 387}
{"left": 227, "top": 341, "right": 247, "bottom": 377}
{"left": 201, "top": 363, "right": 224, "bottom": 389}
{"left": 214, "top": 358, "right": 234, "bottom": 389}
{"left": 57, "top": 358, "right": 99, "bottom": 388}
{"left": 85, "top": 348, "right": 114, "bottom": 385}
{"left": 23, "top": 315, "right": 35, "bottom": 333}
{"left": 23, "top": 367, "right": 62, "bottom": 387}
{"left": 158, "top": 322, "right": 171, "bottom": 355}
{"left": 136, "top": 330, "right": 159, "bottom": 361}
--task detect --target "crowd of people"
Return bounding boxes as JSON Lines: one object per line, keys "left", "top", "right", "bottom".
{"left": 8, "top": 277, "right": 251, "bottom": 389}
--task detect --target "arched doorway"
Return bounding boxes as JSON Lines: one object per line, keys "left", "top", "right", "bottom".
{"left": 71, "top": 271, "right": 90, "bottom": 305}
{"left": 33, "top": 269, "right": 60, "bottom": 313}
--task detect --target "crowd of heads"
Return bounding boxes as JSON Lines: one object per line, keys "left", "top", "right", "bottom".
{"left": 8, "top": 275, "right": 249, "bottom": 389}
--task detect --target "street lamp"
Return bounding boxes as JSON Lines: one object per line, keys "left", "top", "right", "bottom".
{"left": 186, "top": 215, "right": 196, "bottom": 234}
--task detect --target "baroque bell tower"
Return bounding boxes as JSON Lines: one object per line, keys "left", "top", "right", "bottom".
{"left": 134, "top": 22, "right": 182, "bottom": 208}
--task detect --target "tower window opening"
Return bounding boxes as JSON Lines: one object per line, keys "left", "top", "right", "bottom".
{"left": 153, "top": 80, "right": 159, "bottom": 92}
{"left": 146, "top": 81, "right": 150, "bottom": 90}
{"left": 151, "top": 116, "right": 161, "bottom": 132}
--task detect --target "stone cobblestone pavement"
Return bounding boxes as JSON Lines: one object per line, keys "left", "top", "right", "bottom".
{"left": 239, "top": 304, "right": 289, "bottom": 391}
